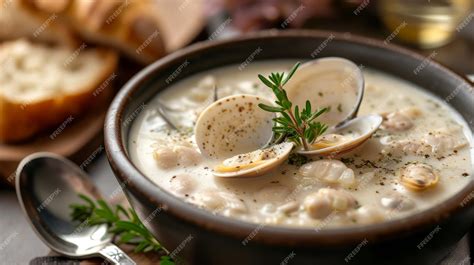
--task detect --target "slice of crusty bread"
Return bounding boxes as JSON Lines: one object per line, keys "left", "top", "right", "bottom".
{"left": 0, "top": 0, "right": 78, "bottom": 47}
{"left": 12, "top": 0, "right": 166, "bottom": 64}
{"left": 0, "top": 39, "right": 118, "bottom": 142}
{"left": 66, "top": 0, "right": 165, "bottom": 64}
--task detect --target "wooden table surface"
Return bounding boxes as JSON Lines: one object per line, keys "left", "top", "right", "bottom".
{"left": 1, "top": 16, "right": 473, "bottom": 265}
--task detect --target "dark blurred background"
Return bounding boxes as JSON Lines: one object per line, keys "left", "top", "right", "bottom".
{"left": 202, "top": 0, "right": 474, "bottom": 76}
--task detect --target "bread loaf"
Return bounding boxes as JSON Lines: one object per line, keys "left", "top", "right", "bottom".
{"left": 0, "top": 0, "right": 78, "bottom": 47}
{"left": 0, "top": 39, "right": 118, "bottom": 142}
{"left": 7, "top": 0, "right": 166, "bottom": 64}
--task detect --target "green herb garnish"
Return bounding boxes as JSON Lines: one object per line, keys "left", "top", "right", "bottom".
{"left": 258, "top": 62, "right": 329, "bottom": 150}
{"left": 70, "top": 194, "right": 174, "bottom": 263}
{"left": 288, "top": 153, "right": 311, "bottom": 166}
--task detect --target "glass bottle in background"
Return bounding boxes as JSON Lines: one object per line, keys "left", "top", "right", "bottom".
{"left": 378, "top": 0, "right": 472, "bottom": 48}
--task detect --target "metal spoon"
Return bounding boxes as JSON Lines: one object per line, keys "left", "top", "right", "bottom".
{"left": 16, "top": 152, "right": 136, "bottom": 265}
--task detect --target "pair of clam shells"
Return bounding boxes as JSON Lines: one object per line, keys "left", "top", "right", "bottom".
{"left": 195, "top": 58, "right": 383, "bottom": 178}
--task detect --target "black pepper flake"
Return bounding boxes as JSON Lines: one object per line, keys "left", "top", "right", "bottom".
{"left": 462, "top": 173, "right": 469, "bottom": 177}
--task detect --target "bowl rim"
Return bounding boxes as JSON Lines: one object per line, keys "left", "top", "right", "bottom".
{"left": 105, "top": 29, "right": 474, "bottom": 246}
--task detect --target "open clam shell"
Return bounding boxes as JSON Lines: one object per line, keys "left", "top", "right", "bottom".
{"left": 284, "top": 57, "right": 378, "bottom": 157}
{"left": 298, "top": 114, "right": 383, "bottom": 157}
{"left": 400, "top": 163, "right": 439, "bottom": 191}
{"left": 213, "top": 142, "right": 294, "bottom": 178}
{"left": 285, "top": 57, "right": 364, "bottom": 128}
{"left": 195, "top": 94, "right": 275, "bottom": 160}
{"left": 195, "top": 94, "right": 294, "bottom": 178}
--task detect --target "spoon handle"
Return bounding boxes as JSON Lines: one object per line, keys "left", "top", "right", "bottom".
{"left": 466, "top": 74, "right": 474, "bottom": 83}
{"left": 98, "top": 243, "right": 136, "bottom": 265}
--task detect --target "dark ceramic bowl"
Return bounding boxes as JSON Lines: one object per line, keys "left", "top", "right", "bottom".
{"left": 105, "top": 30, "right": 474, "bottom": 265}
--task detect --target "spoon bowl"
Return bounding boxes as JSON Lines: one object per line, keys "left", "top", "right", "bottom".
{"left": 16, "top": 152, "right": 135, "bottom": 264}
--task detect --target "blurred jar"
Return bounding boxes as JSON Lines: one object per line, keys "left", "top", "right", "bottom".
{"left": 378, "top": 0, "right": 472, "bottom": 48}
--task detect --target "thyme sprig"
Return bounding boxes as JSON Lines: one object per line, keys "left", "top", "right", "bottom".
{"left": 70, "top": 194, "right": 174, "bottom": 264}
{"left": 258, "top": 62, "right": 329, "bottom": 150}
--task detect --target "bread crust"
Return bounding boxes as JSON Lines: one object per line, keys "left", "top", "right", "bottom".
{"left": 0, "top": 46, "right": 117, "bottom": 143}
{"left": 14, "top": 0, "right": 166, "bottom": 64}
{"left": 0, "top": 0, "right": 79, "bottom": 47}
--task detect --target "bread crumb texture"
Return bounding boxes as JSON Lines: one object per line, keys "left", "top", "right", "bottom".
{"left": 0, "top": 39, "right": 117, "bottom": 142}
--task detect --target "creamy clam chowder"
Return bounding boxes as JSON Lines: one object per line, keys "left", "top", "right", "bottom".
{"left": 129, "top": 60, "right": 473, "bottom": 228}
